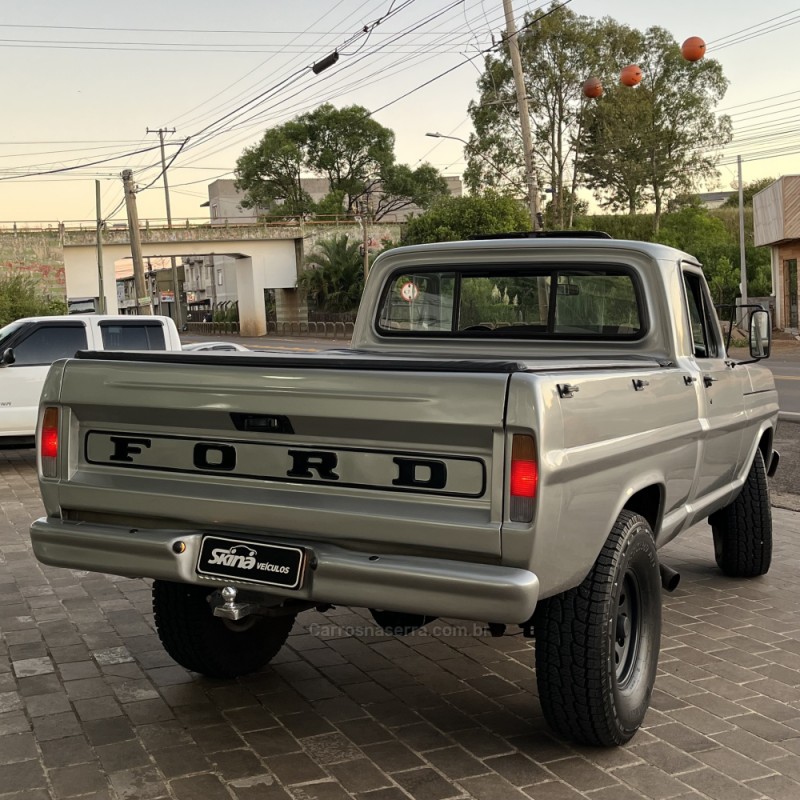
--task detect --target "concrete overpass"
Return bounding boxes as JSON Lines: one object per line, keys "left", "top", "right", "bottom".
{"left": 62, "top": 224, "right": 303, "bottom": 336}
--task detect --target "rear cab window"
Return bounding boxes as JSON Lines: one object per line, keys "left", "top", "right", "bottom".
{"left": 99, "top": 321, "right": 166, "bottom": 350}
{"left": 376, "top": 265, "right": 645, "bottom": 339}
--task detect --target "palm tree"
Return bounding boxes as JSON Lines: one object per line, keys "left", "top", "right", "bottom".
{"left": 297, "top": 235, "right": 364, "bottom": 313}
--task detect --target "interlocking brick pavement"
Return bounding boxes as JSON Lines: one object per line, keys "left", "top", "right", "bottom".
{"left": 3, "top": 446, "right": 800, "bottom": 799}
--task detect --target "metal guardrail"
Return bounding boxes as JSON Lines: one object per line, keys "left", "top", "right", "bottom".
{"left": 268, "top": 321, "right": 355, "bottom": 339}
{"left": 184, "top": 321, "right": 354, "bottom": 339}
{"left": 0, "top": 214, "right": 384, "bottom": 234}
{"left": 184, "top": 321, "right": 240, "bottom": 336}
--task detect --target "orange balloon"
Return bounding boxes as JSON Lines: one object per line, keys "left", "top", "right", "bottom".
{"left": 620, "top": 64, "right": 642, "bottom": 87}
{"left": 583, "top": 77, "right": 603, "bottom": 99}
{"left": 681, "top": 36, "right": 706, "bottom": 62}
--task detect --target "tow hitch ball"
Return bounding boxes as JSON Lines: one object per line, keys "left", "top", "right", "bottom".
{"left": 212, "top": 586, "right": 254, "bottom": 621}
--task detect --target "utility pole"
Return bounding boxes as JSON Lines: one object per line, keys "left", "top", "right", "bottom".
{"left": 737, "top": 155, "right": 748, "bottom": 317}
{"left": 95, "top": 180, "right": 106, "bottom": 314}
{"left": 359, "top": 199, "right": 370, "bottom": 284}
{"left": 502, "top": 0, "right": 541, "bottom": 231}
{"left": 148, "top": 127, "right": 182, "bottom": 327}
{"left": 121, "top": 169, "right": 151, "bottom": 315}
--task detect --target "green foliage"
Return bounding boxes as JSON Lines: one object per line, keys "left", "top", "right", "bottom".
{"left": 297, "top": 235, "right": 364, "bottom": 313}
{"left": 0, "top": 270, "right": 66, "bottom": 327}
{"left": 236, "top": 104, "right": 448, "bottom": 222}
{"left": 314, "top": 190, "right": 348, "bottom": 216}
{"left": 466, "top": 5, "right": 640, "bottom": 226}
{"left": 721, "top": 177, "right": 776, "bottom": 208}
{"left": 572, "top": 212, "right": 657, "bottom": 241}
{"left": 466, "top": 4, "right": 731, "bottom": 232}
{"left": 581, "top": 26, "right": 731, "bottom": 231}
{"left": 575, "top": 206, "right": 770, "bottom": 305}
{"left": 402, "top": 192, "right": 530, "bottom": 245}
{"left": 459, "top": 278, "right": 524, "bottom": 328}
{"left": 303, "top": 104, "right": 394, "bottom": 210}
{"left": 374, "top": 163, "right": 448, "bottom": 221}
{"left": 657, "top": 205, "right": 730, "bottom": 257}
{"left": 656, "top": 206, "right": 736, "bottom": 303}
{"left": 213, "top": 304, "right": 239, "bottom": 324}
{"left": 234, "top": 120, "right": 311, "bottom": 215}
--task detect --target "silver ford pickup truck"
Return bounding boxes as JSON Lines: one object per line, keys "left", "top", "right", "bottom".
{"left": 30, "top": 234, "right": 778, "bottom": 747}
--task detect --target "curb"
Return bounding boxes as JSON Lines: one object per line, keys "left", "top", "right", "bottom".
{"left": 779, "top": 411, "right": 800, "bottom": 423}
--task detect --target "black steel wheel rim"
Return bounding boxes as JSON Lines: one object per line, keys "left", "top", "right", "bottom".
{"left": 614, "top": 571, "right": 641, "bottom": 686}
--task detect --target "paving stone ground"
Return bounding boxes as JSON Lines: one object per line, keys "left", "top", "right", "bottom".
{"left": 2, "top": 446, "right": 800, "bottom": 800}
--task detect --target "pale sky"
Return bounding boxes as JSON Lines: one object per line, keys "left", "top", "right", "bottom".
{"left": 1, "top": 0, "right": 798, "bottom": 224}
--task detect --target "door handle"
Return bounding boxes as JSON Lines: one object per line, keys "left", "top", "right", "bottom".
{"left": 703, "top": 375, "right": 717, "bottom": 388}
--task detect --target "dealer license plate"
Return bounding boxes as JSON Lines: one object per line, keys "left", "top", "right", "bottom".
{"left": 196, "top": 535, "right": 305, "bottom": 589}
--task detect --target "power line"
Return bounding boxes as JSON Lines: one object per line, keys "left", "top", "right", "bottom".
{"left": 0, "top": 143, "right": 165, "bottom": 181}
{"left": 177, "top": 0, "right": 476, "bottom": 161}
{"left": 371, "top": 0, "right": 568, "bottom": 115}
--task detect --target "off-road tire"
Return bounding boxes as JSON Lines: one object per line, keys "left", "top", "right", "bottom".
{"left": 710, "top": 450, "right": 772, "bottom": 578}
{"left": 534, "top": 511, "right": 661, "bottom": 746}
{"left": 152, "top": 581, "right": 295, "bottom": 679}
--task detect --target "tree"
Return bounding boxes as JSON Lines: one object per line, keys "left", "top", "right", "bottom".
{"left": 371, "top": 163, "right": 448, "bottom": 222}
{"left": 234, "top": 120, "right": 312, "bottom": 215}
{"left": 0, "top": 270, "right": 66, "bottom": 327}
{"left": 579, "top": 81, "right": 653, "bottom": 215}
{"left": 402, "top": 192, "right": 530, "bottom": 245}
{"left": 302, "top": 104, "right": 395, "bottom": 212}
{"left": 465, "top": 5, "right": 640, "bottom": 227}
{"left": 656, "top": 204, "right": 772, "bottom": 305}
{"left": 657, "top": 204, "right": 731, "bottom": 278}
{"left": 235, "top": 104, "right": 449, "bottom": 221}
{"left": 296, "top": 235, "right": 364, "bottom": 313}
{"left": 722, "top": 177, "right": 776, "bottom": 208}
{"left": 581, "top": 27, "right": 732, "bottom": 233}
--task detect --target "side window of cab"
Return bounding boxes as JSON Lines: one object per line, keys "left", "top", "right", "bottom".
{"left": 682, "top": 270, "right": 720, "bottom": 359}
{"left": 11, "top": 324, "right": 88, "bottom": 366}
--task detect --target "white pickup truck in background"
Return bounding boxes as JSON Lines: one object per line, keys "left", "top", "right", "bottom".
{"left": 0, "top": 314, "right": 182, "bottom": 445}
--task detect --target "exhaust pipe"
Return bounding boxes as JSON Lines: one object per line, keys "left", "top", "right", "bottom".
{"left": 659, "top": 563, "right": 681, "bottom": 592}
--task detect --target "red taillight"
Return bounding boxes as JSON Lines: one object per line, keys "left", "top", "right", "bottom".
{"left": 40, "top": 407, "right": 59, "bottom": 477}
{"left": 510, "top": 459, "right": 538, "bottom": 498}
{"left": 510, "top": 434, "right": 537, "bottom": 522}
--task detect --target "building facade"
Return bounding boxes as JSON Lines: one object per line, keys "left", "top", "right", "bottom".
{"left": 203, "top": 176, "right": 463, "bottom": 224}
{"left": 753, "top": 176, "right": 800, "bottom": 331}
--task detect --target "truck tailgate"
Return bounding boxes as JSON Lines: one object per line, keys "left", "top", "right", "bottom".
{"left": 52, "top": 356, "right": 514, "bottom": 558}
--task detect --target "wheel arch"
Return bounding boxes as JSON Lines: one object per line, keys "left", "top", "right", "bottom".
{"left": 758, "top": 427, "right": 774, "bottom": 472}
{"left": 740, "top": 422, "right": 776, "bottom": 481}
{"left": 619, "top": 480, "right": 664, "bottom": 537}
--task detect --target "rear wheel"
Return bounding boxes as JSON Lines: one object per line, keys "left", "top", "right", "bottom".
{"left": 711, "top": 450, "right": 772, "bottom": 578}
{"left": 152, "top": 581, "right": 294, "bottom": 679}
{"left": 534, "top": 511, "right": 661, "bottom": 746}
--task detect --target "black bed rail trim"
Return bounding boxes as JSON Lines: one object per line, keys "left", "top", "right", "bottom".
{"left": 73, "top": 350, "right": 529, "bottom": 373}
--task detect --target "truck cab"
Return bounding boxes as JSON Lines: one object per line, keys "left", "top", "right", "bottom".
{"left": 0, "top": 314, "right": 182, "bottom": 445}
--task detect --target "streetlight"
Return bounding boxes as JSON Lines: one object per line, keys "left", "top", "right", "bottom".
{"left": 425, "top": 132, "right": 523, "bottom": 192}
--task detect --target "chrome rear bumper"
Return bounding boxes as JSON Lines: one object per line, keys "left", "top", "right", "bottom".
{"left": 30, "top": 517, "right": 539, "bottom": 624}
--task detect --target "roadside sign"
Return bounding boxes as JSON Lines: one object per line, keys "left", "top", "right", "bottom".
{"left": 400, "top": 281, "right": 419, "bottom": 302}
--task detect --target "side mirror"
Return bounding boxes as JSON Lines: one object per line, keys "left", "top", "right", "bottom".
{"left": 749, "top": 308, "right": 771, "bottom": 360}
{"left": 0, "top": 347, "right": 15, "bottom": 367}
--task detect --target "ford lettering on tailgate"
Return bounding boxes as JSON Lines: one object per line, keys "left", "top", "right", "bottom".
{"left": 84, "top": 431, "right": 486, "bottom": 497}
